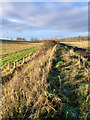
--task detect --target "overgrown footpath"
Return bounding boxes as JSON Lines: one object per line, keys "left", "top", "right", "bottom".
{"left": 46, "top": 44, "right": 89, "bottom": 120}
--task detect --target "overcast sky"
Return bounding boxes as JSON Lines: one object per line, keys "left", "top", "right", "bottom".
{"left": 1, "top": 2, "right": 88, "bottom": 40}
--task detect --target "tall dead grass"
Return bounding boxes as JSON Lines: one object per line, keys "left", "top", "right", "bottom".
{"left": 60, "top": 41, "right": 88, "bottom": 49}
{"left": 2, "top": 41, "right": 62, "bottom": 119}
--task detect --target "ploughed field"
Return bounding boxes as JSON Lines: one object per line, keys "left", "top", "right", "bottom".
{"left": 1, "top": 40, "right": 89, "bottom": 120}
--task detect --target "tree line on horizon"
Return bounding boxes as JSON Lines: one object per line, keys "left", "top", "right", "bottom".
{"left": 16, "top": 37, "right": 39, "bottom": 41}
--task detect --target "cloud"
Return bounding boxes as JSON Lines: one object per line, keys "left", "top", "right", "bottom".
{"left": 1, "top": 2, "right": 88, "bottom": 39}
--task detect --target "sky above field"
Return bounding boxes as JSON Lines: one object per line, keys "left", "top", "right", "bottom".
{"left": 1, "top": 2, "right": 88, "bottom": 40}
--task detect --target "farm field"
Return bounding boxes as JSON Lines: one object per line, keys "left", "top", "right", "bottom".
{"left": 1, "top": 40, "right": 44, "bottom": 75}
{"left": 60, "top": 41, "right": 89, "bottom": 49}
{"left": 59, "top": 36, "right": 88, "bottom": 42}
{"left": 2, "top": 40, "right": 89, "bottom": 120}
{"left": 2, "top": 46, "right": 40, "bottom": 68}
{"left": 1, "top": 1, "right": 89, "bottom": 119}
{"left": 2, "top": 40, "right": 44, "bottom": 55}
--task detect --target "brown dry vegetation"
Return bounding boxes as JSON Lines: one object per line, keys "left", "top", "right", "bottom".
{"left": 59, "top": 36, "right": 88, "bottom": 42}
{"left": 2, "top": 41, "right": 60, "bottom": 119}
{"left": 58, "top": 36, "right": 89, "bottom": 49}
{"left": 60, "top": 41, "right": 88, "bottom": 49}
{"left": 2, "top": 40, "right": 89, "bottom": 120}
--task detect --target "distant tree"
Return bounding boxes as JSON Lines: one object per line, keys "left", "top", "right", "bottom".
{"left": 34, "top": 38, "right": 39, "bottom": 41}
{"left": 16, "top": 38, "right": 27, "bottom": 41}
{"left": 22, "top": 38, "right": 27, "bottom": 41}
{"left": 16, "top": 38, "right": 22, "bottom": 41}
{"left": 30, "top": 38, "right": 33, "bottom": 41}
{"left": 30, "top": 37, "right": 39, "bottom": 42}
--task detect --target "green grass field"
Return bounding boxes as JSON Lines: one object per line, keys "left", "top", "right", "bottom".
{"left": 2, "top": 46, "right": 40, "bottom": 68}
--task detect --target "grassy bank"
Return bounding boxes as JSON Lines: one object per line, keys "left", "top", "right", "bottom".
{"left": 47, "top": 44, "right": 89, "bottom": 119}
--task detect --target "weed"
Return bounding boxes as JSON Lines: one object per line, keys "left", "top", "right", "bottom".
{"left": 65, "top": 76, "right": 70, "bottom": 82}
{"left": 75, "top": 74, "right": 84, "bottom": 80}
{"left": 60, "top": 72, "right": 65, "bottom": 79}
{"left": 56, "top": 61, "right": 64, "bottom": 68}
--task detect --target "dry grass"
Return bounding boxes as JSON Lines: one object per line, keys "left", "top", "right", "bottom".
{"left": 2, "top": 40, "right": 89, "bottom": 119}
{"left": 60, "top": 41, "right": 88, "bottom": 49}
{"left": 59, "top": 36, "right": 88, "bottom": 42}
{"left": 53, "top": 45, "right": 89, "bottom": 119}
{"left": 2, "top": 41, "right": 61, "bottom": 119}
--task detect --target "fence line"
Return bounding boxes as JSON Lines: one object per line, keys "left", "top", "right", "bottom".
{"left": 2, "top": 53, "right": 36, "bottom": 76}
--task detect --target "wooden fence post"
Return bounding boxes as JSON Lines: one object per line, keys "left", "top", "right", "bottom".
{"left": 42, "top": 69, "right": 45, "bottom": 87}
{"left": 49, "top": 58, "right": 51, "bottom": 63}
{"left": 69, "top": 50, "right": 70, "bottom": 57}
{"left": 23, "top": 57, "right": 24, "bottom": 64}
{"left": 79, "top": 54, "right": 81, "bottom": 69}
{"left": 83, "top": 58, "right": 86, "bottom": 68}
{"left": 79, "top": 58, "right": 81, "bottom": 69}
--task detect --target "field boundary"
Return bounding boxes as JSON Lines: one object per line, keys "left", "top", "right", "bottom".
{"left": 2, "top": 42, "right": 89, "bottom": 82}
{"left": 2, "top": 52, "right": 37, "bottom": 83}
{"left": 59, "top": 42, "right": 89, "bottom": 59}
